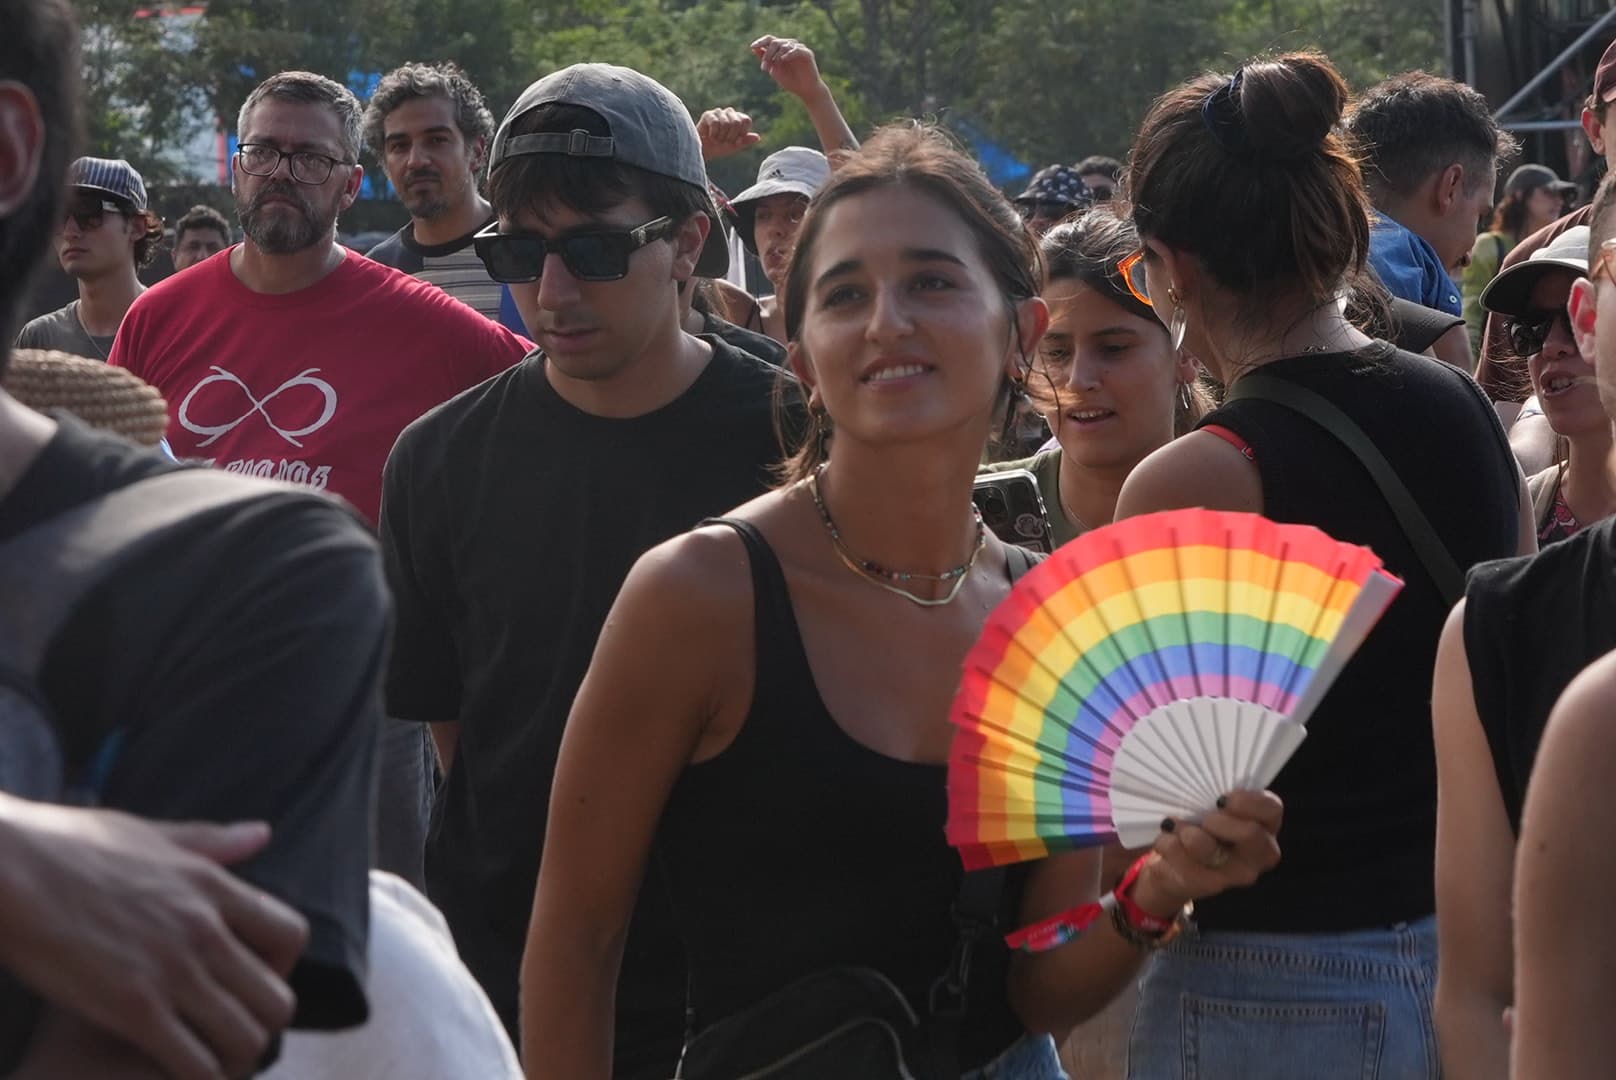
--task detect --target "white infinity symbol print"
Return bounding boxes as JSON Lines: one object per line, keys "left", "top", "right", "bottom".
{"left": 178, "top": 366, "right": 338, "bottom": 448}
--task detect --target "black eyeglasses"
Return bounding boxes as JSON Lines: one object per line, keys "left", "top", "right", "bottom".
{"left": 61, "top": 198, "right": 126, "bottom": 231}
{"left": 1504, "top": 308, "right": 1572, "bottom": 356}
{"left": 236, "top": 143, "right": 351, "bottom": 185}
{"left": 473, "top": 217, "right": 677, "bottom": 283}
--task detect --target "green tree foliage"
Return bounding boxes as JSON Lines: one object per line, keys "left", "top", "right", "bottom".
{"left": 72, "top": 0, "right": 1447, "bottom": 192}
{"left": 75, "top": 1, "right": 213, "bottom": 182}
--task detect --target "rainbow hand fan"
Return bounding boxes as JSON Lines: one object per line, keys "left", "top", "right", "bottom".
{"left": 947, "top": 507, "right": 1402, "bottom": 871}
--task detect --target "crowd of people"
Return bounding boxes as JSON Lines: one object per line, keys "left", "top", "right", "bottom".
{"left": 7, "top": 0, "right": 1616, "bottom": 1076}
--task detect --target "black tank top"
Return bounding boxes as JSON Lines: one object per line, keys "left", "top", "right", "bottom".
{"left": 657, "top": 520, "right": 1026, "bottom": 1069}
{"left": 1464, "top": 514, "right": 1616, "bottom": 831}
{"left": 1191, "top": 344, "right": 1519, "bottom": 931}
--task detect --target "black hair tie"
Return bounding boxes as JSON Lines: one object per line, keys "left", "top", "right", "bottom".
{"left": 1201, "top": 69, "right": 1252, "bottom": 158}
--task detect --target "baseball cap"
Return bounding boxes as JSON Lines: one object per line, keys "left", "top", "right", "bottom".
{"left": 1595, "top": 39, "right": 1616, "bottom": 106}
{"left": 1014, "top": 165, "right": 1092, "bottom": 212}
{"left": 1480, "top": 225, "right": 1590, "bottom": 317}
{"left": 488, "top": 63, "right": 728, "bottom": 276}
{"left": 1504, "top": 163, "right": 1576, "bottom": 199}
{"left": 729, "top": 147, "right": 830, "bottom": 254}
{"left": 68, "top": 157, "right": 147, "bottom": 211}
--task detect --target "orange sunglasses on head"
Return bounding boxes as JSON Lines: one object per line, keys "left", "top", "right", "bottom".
{"left": 1117, "top": 249, "right": 1153, "bottom": 307}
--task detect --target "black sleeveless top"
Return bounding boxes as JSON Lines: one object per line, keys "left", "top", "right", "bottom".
{"left": 1191, "top": 344, "right": 1519, "bottom": 932}
{"left": 1464, "top": 514, "right": 1616, "bottom": 831}
{"left": 657, "top": 520, "right": 1026, "bottom": 1069}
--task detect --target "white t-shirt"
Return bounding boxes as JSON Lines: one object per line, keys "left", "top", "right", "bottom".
{"left": 265, "top": 872, "right": 521, "bottom": 1079}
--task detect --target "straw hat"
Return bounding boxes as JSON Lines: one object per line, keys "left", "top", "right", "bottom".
{"left": 2, "top": 349, "right": 169, "bottom": 447}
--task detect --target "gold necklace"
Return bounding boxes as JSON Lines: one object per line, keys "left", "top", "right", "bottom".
{"left": 804, "top": 466, "right": 985, "bottom": 608}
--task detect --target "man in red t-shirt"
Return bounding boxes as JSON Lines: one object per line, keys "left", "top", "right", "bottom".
{"left": 112, "top": 69, "right": 530, "bottom": 893}
{"left": 111, "top": 70, "right": 531, "bottom": 526}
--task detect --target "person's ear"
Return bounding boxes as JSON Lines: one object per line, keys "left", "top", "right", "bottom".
{"left": 0, "top": 81, "right": 45, "bottom": 220}
{"left": 671, "top": 212, "right": 709, "bottom": 282}
{"left": 339, "top": 163, "right": 364, "bottom": 211}
{"left": 1585, "top": 106, "right": 1607, "bottom": 158}
{"left": 468, "top": 135, "right": 487, "bottom": 174}
{"left": 1174, "top": 348, "right": 1200, "bottom": 386}
{"left": 787, "top": 340, "right": 818, "bottom": 400}
{"left": 1157, "top": 240, "right": 1195, "bottom": 297}
{"left": 1148, "top": 241, "right": 1200, "bottom": 307}
{"left": 1570, "top": 276, "right": 1599, "bottom": 363}
{"left": 1435, "top": 162, "right": 1465, "bottom": 215}
{"left": 1005, "top": 295, "right": 1049, "bottom": 382}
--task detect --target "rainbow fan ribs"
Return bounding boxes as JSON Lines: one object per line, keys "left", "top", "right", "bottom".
{"left": 947, "top": 507, "right": 1402, "bottom": 872}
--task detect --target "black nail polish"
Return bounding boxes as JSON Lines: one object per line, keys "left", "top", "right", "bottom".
{"left": 1216, "top": 795, "right": 1228, "bottom": 810}
{"left": 1160, "top": 817, "right": 1176, "bottom": 833}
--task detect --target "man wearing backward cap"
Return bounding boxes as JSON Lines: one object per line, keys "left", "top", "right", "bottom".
{"left": 378, "top": 62, "right": 798, "bottom": 1077}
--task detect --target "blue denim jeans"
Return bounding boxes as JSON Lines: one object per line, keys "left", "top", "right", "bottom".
{"left": 964, "top": 1033, "right": 1068, "bottom": 1080}
{"left": 1127, "top": 916, "right": 1439, "bottom": 1080}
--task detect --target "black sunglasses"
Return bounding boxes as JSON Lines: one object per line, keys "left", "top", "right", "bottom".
{"left": 473, "top": 217, "right": 677, "bottom": 283}
{"left": 61, "top": 197, "right": 127, "bottom": 231}
{"left": 1504, "top": 308, "right": 1572, "bottom": 356}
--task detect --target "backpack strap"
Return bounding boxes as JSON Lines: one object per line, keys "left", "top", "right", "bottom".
{"left": 1226, "top": 373, "right": 1466, "bottom": 605}
{"left": 927, "top": 865, "right": 1007, "bottom": 1080}
{"left": 926, "top": 524, "right": 1040, "bottom": 1076}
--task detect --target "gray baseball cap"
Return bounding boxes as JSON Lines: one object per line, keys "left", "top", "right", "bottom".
{"left": 1480, "top": 225, "right": 1590, "bottom": 317}
{"left": 489, "top": 64, "right": 728, "bottom": 276}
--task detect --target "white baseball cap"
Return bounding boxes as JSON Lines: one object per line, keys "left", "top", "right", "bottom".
{"left": 729, "top": 147, "right": 830, "bottom": 254}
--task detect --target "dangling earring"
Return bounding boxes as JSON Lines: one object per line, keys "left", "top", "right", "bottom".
{"left": 807, "top": 399, "right": 831, "bottom": 456}
{"left": 1167, "top": 285, "right": 1188, "bottom": 353}
{"left": 1178, "top": 381, "right": 1192, "bottom": 411}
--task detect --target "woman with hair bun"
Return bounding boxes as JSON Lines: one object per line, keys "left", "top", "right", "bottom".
{"left": 1115, "top": 52, "right": 1529, "bottom": 1078}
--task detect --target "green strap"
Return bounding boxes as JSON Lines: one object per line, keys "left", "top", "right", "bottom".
{"left": 1226, "top": 374, "right": 1466, "bottom": 605}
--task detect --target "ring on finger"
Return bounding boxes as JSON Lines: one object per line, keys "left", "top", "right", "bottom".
{"left": 1204, "top": 842, "right": 1232, "bottom": 869}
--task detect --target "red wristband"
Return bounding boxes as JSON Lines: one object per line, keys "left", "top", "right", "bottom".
{"left": 1112, "top": 855, "right": 1176, "bottom": 934}
{"left": 1005, "top": 900, "right": 1105, "bottom": 953}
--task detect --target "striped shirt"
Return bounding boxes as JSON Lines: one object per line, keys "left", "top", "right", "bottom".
{"left": 366, "top": 218, "right": 518, "bottom": 329}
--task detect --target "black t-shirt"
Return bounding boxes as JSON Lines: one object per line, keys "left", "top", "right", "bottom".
{"left": 1193, "top": 343, "right": 1519, "bottom": 931}
{"left": 1464, "top": 515, "right": 1616, "bottom": 831}
{"left": 381, "top": 337, "right": 792, "bottom": 1074}
{"left": 0, "top": 416, "right": 387, "bottom": 1034}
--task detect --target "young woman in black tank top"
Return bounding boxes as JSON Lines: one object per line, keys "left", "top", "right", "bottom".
{"left": 520, "top": 124, "right": 1282, "bottom": 1079}
{"left": 1116, "top": 53, "right": 1529, "bottom": 1080}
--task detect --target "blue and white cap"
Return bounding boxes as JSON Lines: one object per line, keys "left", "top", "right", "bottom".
{"left": 68, "top": 157, "right": 148, "bottom": 211}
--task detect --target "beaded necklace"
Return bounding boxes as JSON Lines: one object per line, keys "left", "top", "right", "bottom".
{"left": 804, "top": 464, "right": 985, "bottom": 608}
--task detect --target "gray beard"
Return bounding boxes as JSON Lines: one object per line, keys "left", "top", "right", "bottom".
{"left": 238, "top": 185, "right": 335, "bottom": 255}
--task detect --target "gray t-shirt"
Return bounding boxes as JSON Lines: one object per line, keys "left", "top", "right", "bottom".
{"left": 15, "top": 300, "right": 116, "bottom": 361}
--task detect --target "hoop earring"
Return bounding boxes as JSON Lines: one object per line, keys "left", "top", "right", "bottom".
{"left": 1178, "top": 381, "right": 1192, "bottom": 411}
{"left": 1169, "top": 304, "right": 1188, "bottom": 353}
